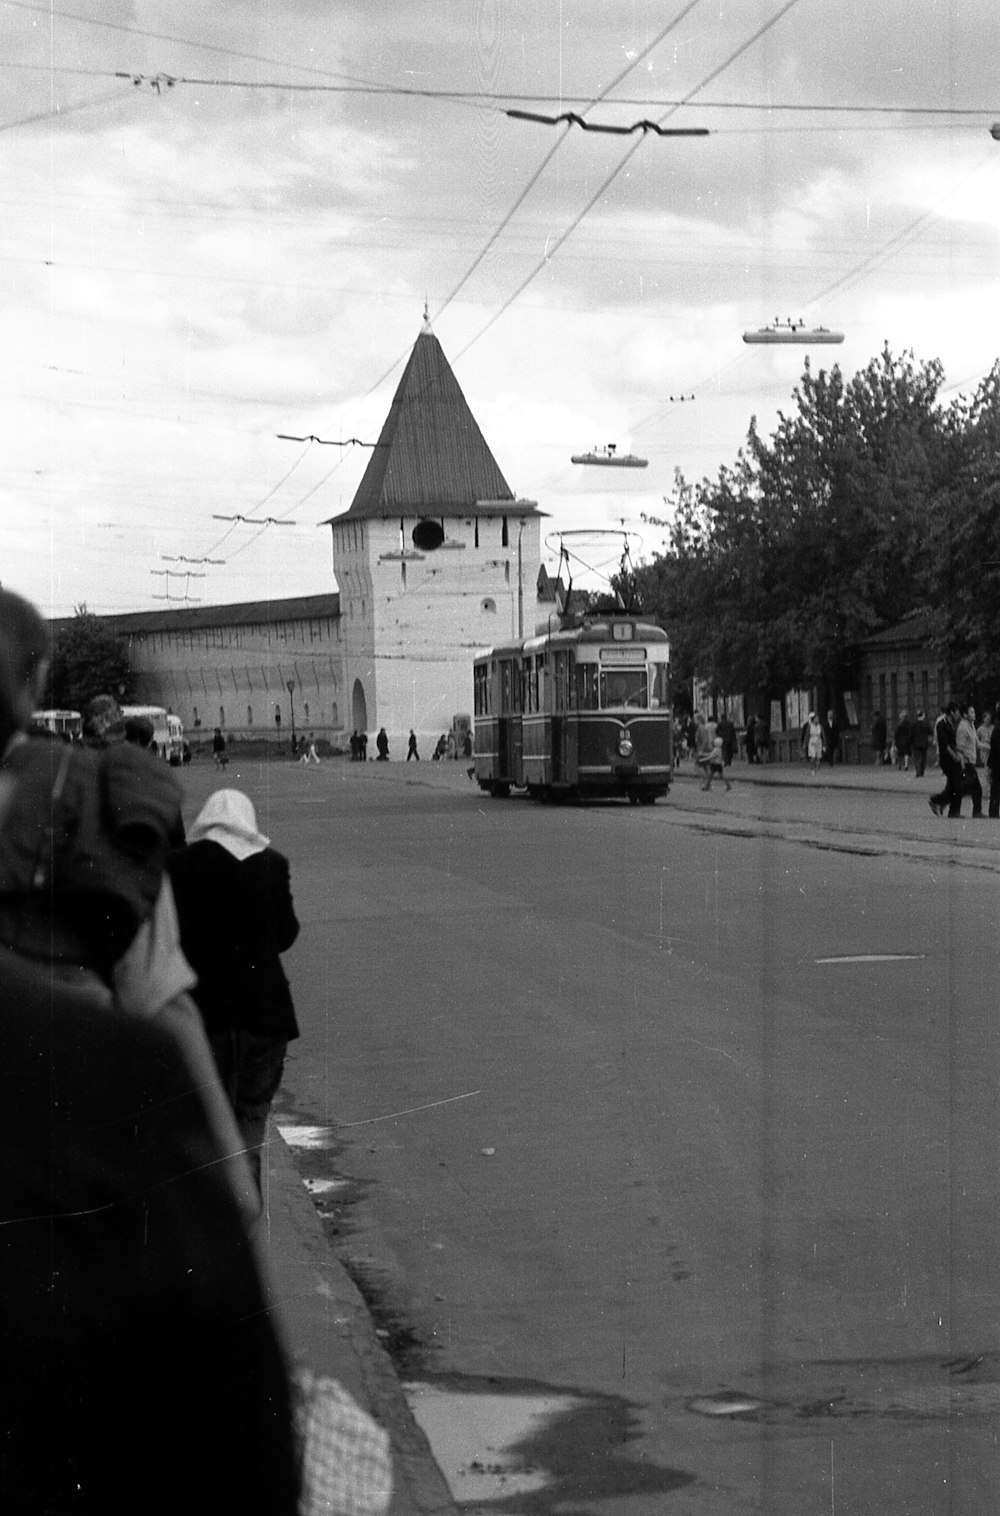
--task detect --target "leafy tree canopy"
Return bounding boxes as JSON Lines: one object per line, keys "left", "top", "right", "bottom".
{"left": 627, "top": 345, "right": 996, "bottom": 703}
{"left": 44, "top": 608, "right": 131, "bottom": 712}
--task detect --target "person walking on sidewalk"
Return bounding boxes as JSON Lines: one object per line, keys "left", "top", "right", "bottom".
{"left": 407, "top": 728, "right": 420, "bottom": 760}
{"left": 805, "top": 711, "right": 825, "bottom": 775}
{"left": 955, "top": 704, "right": 984, "bottom": 816}
{"left": 929, "top": 703, "right": 965, "bottom": 817}
{"left": 910, "top": 710, "right": 932, "bottom": 777}
{"left": 168, "top": 789, "right": 301, "bottom": 1195}
{"left": 988, "top": 705, "right": 1000, "bottom": 819}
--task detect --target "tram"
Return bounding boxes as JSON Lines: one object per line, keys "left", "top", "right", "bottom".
{"left": 473, "top": 611, "right": 672, "bottom": 803}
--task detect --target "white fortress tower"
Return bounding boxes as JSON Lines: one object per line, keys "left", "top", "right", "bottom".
{"left": 325, "top": 320, "right": 542, "bottom": 753}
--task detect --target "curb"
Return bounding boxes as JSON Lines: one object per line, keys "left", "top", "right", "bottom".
{"left": 260, "top": 1128, "right": 459, "bottom": 1516}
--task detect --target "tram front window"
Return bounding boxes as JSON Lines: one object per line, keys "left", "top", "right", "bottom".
{"left": 600, "top": 669, "right": 648, "bottom": 709}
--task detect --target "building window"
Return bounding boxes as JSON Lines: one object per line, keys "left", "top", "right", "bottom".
{"left": 193, "top": 705, "right": 201, "bottom": 727}
{"left": 247, "top": 705, "right": 253, "bottom": 725}
{"left": 219, "top": 706, "right": 225, "bottom": 726}
{"left": 304, "top": 703, "right": 310, "bottom": 722}
{"left": 502, "top": 516, "right": 509, "bottom": 547}
{"left": 481, "top": 597, "right": 496, "bottom": 613}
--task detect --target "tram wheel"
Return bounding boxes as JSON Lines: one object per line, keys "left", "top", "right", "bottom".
{"left": 627, "top": 793, "right": 639, "bottom": 806}
{"left": 489, "top": 782, "right": 511, "bottom": 799}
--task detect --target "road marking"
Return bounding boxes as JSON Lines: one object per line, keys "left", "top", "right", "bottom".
{"left": 815, "top": 954, "right": 926, "bottom": 964}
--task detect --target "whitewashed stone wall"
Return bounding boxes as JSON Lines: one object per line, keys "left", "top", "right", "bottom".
{"left": 119, "top": 609, "right": 345, "bottom": 746}
{"left": 331, "top": 509, "right": 541, "bottom": 756}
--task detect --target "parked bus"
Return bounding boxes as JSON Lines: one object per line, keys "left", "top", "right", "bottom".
{"left": 31, "top": 709, "right": 82, "bottom": 741}
{"left": 121, "top": 705, "right": 185, "bottom": 764}
{"left": 473, "top": 611, "right": 672, "bottom": 804}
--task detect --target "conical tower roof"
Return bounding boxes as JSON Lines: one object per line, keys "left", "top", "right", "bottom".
{"left": 334, "top": 327, "right": 521, "bottom": 520}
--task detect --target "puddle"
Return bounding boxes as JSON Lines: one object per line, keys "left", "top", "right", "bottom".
{"left": 302, "top": 1177, "right": 351, "bottom": 1197}
{"left": 275, "top": 1122, "right": 337, "bottom": 1149}
{"left": 404, "top": 1384, "right": 579, "bottom": 1502}
{"left": 403, "top": 1376, "right": 694, "bottom": 1510}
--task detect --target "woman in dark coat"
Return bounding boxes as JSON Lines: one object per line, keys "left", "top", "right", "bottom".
{"left": 168, "top": 789, "right": 300, "bottom": 1191}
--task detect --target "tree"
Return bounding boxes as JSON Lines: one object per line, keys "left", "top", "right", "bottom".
{"left": 630, "top": 346, "right": 951, "bottom": 707}
{"left": 926, "top": 361, "right": 1000, "bottom": 693}
{"left": 45, "top": 608, "right": 131, "bottom": 712}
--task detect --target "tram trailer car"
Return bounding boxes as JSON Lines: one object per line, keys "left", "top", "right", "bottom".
{"left": 473, "top": 614, "right": 672, "bottom": 803}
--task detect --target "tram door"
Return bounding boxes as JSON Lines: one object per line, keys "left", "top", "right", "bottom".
{"left": 498, "top": 657, "right": 521, "bottom": 780}
{"left": 550, "top": 651, "right": 578, "bottom": 785}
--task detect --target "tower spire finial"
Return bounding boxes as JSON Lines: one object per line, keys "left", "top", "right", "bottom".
{"left": 421, "top": 299, "right": 432, "bottom": 334}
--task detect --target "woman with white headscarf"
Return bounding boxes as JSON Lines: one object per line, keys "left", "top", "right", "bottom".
{"left": 168, "top": 789, "right": 300, "bottom": 1193}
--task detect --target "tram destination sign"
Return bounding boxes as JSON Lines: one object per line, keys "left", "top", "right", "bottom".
{"left": 599, "top": 646, "right": 647, "bottom": 664}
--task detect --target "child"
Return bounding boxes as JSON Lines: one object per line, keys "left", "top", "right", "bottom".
{"left": 701, "top": 733, "right": 731, "bottom": 792}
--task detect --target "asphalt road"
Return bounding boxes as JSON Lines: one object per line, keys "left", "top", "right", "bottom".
{"left": 179, "top": 756, "right": 1000, "bottom": 1515}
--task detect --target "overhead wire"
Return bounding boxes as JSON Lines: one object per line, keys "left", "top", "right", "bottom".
{"left": 451, "top": 0, "right": 804, "bottom": 366}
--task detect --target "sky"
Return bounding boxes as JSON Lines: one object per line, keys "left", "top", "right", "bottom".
{"left": 2, "top": 0, "right": 999, "bottom": 615}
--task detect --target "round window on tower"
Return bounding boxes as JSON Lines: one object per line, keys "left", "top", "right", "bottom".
{"left": 412, "top": 519, "right": 445, "bottom": 551}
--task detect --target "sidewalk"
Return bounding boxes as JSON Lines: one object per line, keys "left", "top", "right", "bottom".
{"left": 258, "top": 1129, "right": 459, "bottom": 1516}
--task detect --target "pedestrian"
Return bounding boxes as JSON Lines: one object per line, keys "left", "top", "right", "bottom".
{"left": 806, "top": 710, "right": 825, "bottom": 774}
{"left": 349, "top": 730, "right": 359, "bottom": 760}
{"left": 976, "top": 708, "right": 993, "bottom": 768}
{"left": 701, "top": 730, "right": 731, "bottom": 792}
{"left": 213, "top": 726, "right": 228, "bottom": 767}
{"left": 871, "top": 710, "right": 887, "bottom": 765}
{"left": 824, "top": 708, "right": 841, "bottom": 765}
{"left": 910, "top": 709, "right": 932, "bottom": 777}
{"left": 433, "top": 733, "right": 447, "bottom": 760}
{"left": 359, "top": 729, "right": 368, "bottom": 760}
{"left": 124, "top": 713, "right": 154, "bottom": 749}
{"left": 0, "top": 931, "right": 302, "bottom": 1516}
{"left": 955, "top": 703, "right": 984, "bottom": 816}
{"left": 407, "top": 729, "right": 420, "bottom": 760}
{"left": 693, "top": 710, "right": 715, "bottom": 783}
{"left": 0, "top": 590, "right": 300, "bottom": 1513}
{"left": 928, "top": 702, "right": 966, "bottom": 818}
{"left": 745, "top": 713, "right": 758, "bottom": 765}
{"left": 988, "top": 705, "right": 1000, "bottom": 819}
{"left": 376, "top": 726, "right": 389, "bottom": 760}
{"left": 894, "top": 710, "right": 912, "bottom": 771}
{"left": 168, "top": 789, "right": 301, "bottom": 1195}
{"left": 299, "top": 731, "right": 320, "bottom": 764}
{"left": 717, "top": 711, "right": 737, "bottom": 766}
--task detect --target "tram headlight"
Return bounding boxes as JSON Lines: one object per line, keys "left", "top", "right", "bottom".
{"left": 617, "top": 735, "right": 634, "bottom": 758}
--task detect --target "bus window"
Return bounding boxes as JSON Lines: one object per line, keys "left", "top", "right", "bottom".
{"left": 600, "top": 668, "right": 648, "bottom": 709}
{"left": 576, "top": 664, "right": 599, "bottom": 711}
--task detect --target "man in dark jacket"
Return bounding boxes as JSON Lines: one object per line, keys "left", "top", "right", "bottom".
{"left": 168, "top": 788, "right": 300, "bottom": 1191}
{"left": 929, "top": 703, "right": 964, "bottom": 818}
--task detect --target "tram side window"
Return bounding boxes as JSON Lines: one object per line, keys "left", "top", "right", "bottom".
{"left": 523, "top": 658, "right": 536, "bottom": 713}
{"left": 474, "top": 664, "right": 490, "bottom": 717}
{"left": 500, "top": 661, "right": 512, "bottom": 714}
{"left": 576, "top": 664, "right": 599, "bottom": 711}
{"left": 554, "top": 651, "right": 575, "bottom": 712}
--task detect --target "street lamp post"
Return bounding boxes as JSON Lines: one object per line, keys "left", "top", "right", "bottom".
{"left": 287, "top": 679, "right": 296, "bottom": 752}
